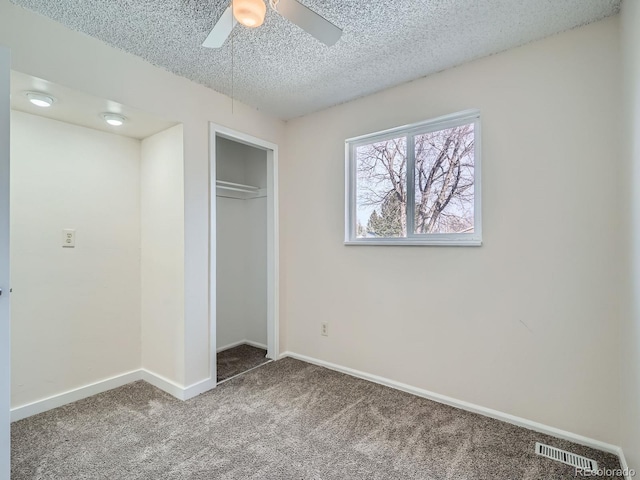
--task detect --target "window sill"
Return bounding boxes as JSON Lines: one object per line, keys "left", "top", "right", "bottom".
{"left": 344, "top": 239, "right": 482, "bottom": 247}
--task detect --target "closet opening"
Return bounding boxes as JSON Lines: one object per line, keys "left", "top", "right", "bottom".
{"left": 209, "top": 125, "right": 279, "bottom": 384}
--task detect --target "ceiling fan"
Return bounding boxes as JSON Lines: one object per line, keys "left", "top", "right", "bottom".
{"left": 202, "top": 0, "right": 342, "bottom": 48}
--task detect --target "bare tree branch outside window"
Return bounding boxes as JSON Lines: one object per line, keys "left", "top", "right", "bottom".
{"left": 355, "top": 124, "right": 475, "bottom": 238}
{"left": 414, "top": 124, "right": 474, "bottom": 234}
{"left": 356, "top": 137, "right": 406, "bottom": 237}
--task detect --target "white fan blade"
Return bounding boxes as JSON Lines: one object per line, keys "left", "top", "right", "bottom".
{"left": 275, "top": 0, "right": 342, "bottom": 46}
{"left": 202, "top": 5, "right": 237, "bottom": 48}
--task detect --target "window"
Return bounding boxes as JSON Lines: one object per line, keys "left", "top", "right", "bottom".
{"left": 345, "top": 110, "right": 481, "bottom": 246}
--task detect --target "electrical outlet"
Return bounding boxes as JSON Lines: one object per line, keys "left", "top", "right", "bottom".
{"left": 62, "top": 229, "right": 76, "bottom": 248}
{"left": 321, "top": 322, "right": 328, "bottom": 336}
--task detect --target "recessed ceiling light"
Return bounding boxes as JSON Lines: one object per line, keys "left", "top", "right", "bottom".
{"left": 102, "top": 113, "right": 126, "bottom": 126}
{"left": 25, "top": 92, "right": 55, "bottom": 108}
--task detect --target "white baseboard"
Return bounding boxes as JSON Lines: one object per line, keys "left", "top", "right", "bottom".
{"left": 11, "top": 368, "right": 217, "bottom": 421}
{"left": 244, "top": 340, "right": 268, "bottom": 350}
{"left": 136, "top": 369, "right": 217, "bottom": 401}
{"left": 182, "top": 376, "right": 217, "bottom": 400}
{"left": 279, "top": 352, "right": 626, "bottom": 462}
{"left": 139, "top": 369, "right": 185, "bottom": 400}
{"left": 11, "top": 369, "right": 142, "bottom": 422}
{"left": 217, "top": 339, "right": 268, "bottom": 353}
{"left": 216, "top": 340, "right": 247, "bottom": 353}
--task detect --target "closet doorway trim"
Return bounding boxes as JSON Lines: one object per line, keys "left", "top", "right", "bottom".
{"left": 208, "top": 123, "right": 280, "bottom": 381}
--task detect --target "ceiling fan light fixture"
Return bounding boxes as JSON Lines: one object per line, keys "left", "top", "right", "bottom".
{"left": 233, "top": 0, "right": 266, "bottom": 28}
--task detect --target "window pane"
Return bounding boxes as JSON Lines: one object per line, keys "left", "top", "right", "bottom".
{"left": 355, "top": 137, "right": 407, "bottom": 238}
{"left": 414, "top": 123, "right": 475, "bottom": 234}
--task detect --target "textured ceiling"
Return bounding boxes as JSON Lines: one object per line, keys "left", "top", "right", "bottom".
{"left": 10, "top": 0, "right": 620, "bottom": 119}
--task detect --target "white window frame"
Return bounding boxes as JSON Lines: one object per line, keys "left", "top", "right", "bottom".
{"left": 345, "top": 109, "right": 482, "bottom": 246}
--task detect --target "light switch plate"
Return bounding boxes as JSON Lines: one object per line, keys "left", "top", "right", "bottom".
{"left": 62, "top": 229, "right": 76, "bottom": 248}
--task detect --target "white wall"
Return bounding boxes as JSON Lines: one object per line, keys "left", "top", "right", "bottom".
{"left": 282, "top": 17, "right": 623, "bottom": 444}
{"left": 141, "top": 125, "right": 185, "bottom": 383}
{"left": 245, "top": 196, "right": 267, "bottom": 346}
{"left": 10, "top": 111, "right": 141, "bottom": 408}
{"left": 216, "top": 196, "right": 251, "bottom": 349}
{"left": 0, "top": 0, "right": 285, "bottom": 388}
{"left": 621, "top": 0, "right": 640, "bottom": 471}
{"left": 216, "top": 138, "right": 267, "bottom": 350}
{"left": 243, "top": 145, "right": 268, "bottom": 347}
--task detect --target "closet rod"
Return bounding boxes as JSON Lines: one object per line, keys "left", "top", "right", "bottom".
{"left": 216, "top": 180, "right": 260, "bottom": 194}
{"left": 216, "top": 193, "right": 267, "bottom": 199}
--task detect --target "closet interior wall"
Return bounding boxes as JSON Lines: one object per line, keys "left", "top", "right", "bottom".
{"left": 216, "top": 137, "right": 268, "bottom": 352}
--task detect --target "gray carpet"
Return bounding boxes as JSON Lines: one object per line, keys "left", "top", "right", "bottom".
{"left": 12, "top": 358, "right": 623, "bottom": 479}
{"left": 217, "top": 344, "right": 269, "bottom": 382}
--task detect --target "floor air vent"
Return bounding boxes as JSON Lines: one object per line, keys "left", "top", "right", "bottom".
{"left": 535, "top": 442, "right": 598, "bottom": 471}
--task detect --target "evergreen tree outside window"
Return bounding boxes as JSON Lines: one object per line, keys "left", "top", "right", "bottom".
{"left": 345, "top": 110, "right": 482, "bottom": 245}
